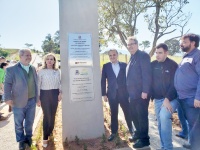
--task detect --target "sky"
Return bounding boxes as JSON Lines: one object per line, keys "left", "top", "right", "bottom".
{"left": 0, "top": 0, "right": 200, "bottom": 52}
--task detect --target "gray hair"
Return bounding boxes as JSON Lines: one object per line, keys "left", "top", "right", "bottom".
{"left": 19, "top": 49, "right": 31, "bottom": 56}
{"left": 108, "top": 49, "right": 118, "bottom": 55}
{"left": 127, "top": 36, "right": 138, "bottom": 44}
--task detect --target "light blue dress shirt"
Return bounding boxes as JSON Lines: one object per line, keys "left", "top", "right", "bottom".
{"left": 112, "top": 62, "right": 120, "bottom": 78}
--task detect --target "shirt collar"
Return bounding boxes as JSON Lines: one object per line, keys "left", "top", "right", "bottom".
{"left": 183, "top": 48, "right": 198, "bottom": 58}
{"left": 20, "top": 63, "right": 30, "bottom": 73}
{"left": 111, "top": 61, "right": 119, "bottom": 65}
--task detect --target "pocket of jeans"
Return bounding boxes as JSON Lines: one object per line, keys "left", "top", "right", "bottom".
{"left": 186, "top": 98, "right": 195, "bottom": 108}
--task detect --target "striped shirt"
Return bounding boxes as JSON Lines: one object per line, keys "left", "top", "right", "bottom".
{"left": 38, "top": 69, "right": 61, "bottom": 96}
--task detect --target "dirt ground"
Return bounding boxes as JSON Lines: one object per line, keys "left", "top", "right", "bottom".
{"left": 33, "top": 101, "right": 181, "bottom": 150}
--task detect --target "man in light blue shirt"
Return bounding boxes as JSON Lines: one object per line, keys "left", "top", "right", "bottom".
{"left": 174, "top": 33, "right": 200, "bottom": 150}
{"left": 101, "top": 49, "right": 133, "bottom": 141}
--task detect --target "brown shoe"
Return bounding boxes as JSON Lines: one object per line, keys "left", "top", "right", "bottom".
{"left": 0, "top": 116, "right": 7, "bottom": 121}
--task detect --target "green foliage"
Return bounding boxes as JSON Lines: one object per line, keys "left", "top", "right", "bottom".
{"left": 98, "top": 0, "right": 151, "bottom": 48}
{"left": 64, "top": 137, "right": 69, "bottom": 147}
{"left": 101, "top": 133, "right": 107, "bottom": 143}
{"left": 139, "top": 40, "right": 151, "bottom": 50}
{"left": 24, "top": 43, "right": 33, "bottom": 48}
{"left": 0, "top": 49, "right": 9, "bottom": 57}
{"left": 41, "top": 31, "right": 60, "bottom": 54}
{"left": 98, "top": 0, "right": 191, "bottom": 56}
{"left": 164, "top": 39, "right": 180, "bottom": 55}
{"left": 75, "top": 135, "right": 80, "bottom": 145}
{"left": 83, "top": 143, "right": 87, "bottom": 150}
{"left": 114, "top": 134, "right": 121, "bottom": 146}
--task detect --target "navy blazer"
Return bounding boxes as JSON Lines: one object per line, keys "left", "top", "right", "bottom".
{"left": 101, "top": 62, "right": 128, "bottom": 100}
{"left": 126, "top": 50, "right": 152, "bottom": 100}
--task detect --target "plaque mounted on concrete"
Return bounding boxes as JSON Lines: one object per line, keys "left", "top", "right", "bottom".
{"left": 68, "top": 33, "right": 93, "bottom": 66}
{"left": 69, "top": 67, "right": 94, "bottom": 102}
{"left": 60, "top": 0, "right": 104, "bottom": 140}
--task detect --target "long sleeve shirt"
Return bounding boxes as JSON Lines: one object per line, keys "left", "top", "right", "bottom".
{"left": 38, "top": 69, "right": 61, "bottom": 96}
{"left": 174, "top": 48, "right": 200, "bottom": 100}
{"left": 151, "top": 57, "right": 178, "bottom": 101}
{"left": 0, "top": 68, "right": 5, "bottom": 83}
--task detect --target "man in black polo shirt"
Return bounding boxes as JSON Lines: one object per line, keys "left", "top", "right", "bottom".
{"left": 151, "top": 43, "right": 178, "bottom": 150}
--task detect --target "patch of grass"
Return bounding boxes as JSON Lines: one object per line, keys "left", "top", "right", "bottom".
{"left": 31, "top": 119, "right": 43, "bottom": 149}
{"left": 83, "top": 143, "right": 88, "bottom": 150}
{"left": 75, "top": 135, "right": 80, "bottom": 145}
{"left": 101, "top": 133, "right": 107, "bottom": 143}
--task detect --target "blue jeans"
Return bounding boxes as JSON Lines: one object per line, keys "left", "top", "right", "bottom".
{"left": 154, "top": 98, "right": 178, "bottom": 150}
{"left": 177, "top": 103, "right": 190, "bottom": 143}
{"left": 178, "top": 98, "right": 200, "bottom": 150}
{"left": 12, "top": 97, "right": 36, "bottom": 142}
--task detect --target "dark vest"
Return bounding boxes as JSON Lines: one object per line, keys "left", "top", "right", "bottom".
{"left": 22, "top": 67, "right": 36, "bottom": 99}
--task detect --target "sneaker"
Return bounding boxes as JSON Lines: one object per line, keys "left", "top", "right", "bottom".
{"left": 183, "top": 143, "right": 191, "bottom": 149}
{"left": 175, "top": 133, "right": 187, "bottom": 139}
{"left": 133, "top": 140, "right": 150, "bottom": 149}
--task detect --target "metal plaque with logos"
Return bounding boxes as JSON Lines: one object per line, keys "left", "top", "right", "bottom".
{"left": 68, "top": 33, "right": 93, "bottom": 66}
{"left": 69, "top": 67, "right": 94, "bottom": 102}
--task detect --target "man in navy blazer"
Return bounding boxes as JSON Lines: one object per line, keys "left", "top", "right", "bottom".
{"left": 101, "top": 49, "right": 133, "bottom": 141}
{"left": 126, "top": 37, "right": 152, "bottom": 149}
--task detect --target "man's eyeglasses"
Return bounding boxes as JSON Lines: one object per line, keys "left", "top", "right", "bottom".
{"left": 127, "top": 43, "right": 137, "bottom": 46}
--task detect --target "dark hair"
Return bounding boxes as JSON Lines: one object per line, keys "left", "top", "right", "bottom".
{"left": 182, "top": 33, "right": 200, "bottom": 47}
{"left": 156, "top": 43, "right": 168, "bottom": 52}
{"left": 0, "top": 62, "right": 8, "bottom": 68}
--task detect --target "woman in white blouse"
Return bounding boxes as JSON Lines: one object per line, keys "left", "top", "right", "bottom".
{"left": 37, "top": 53, "right": 61, "bottom": 148}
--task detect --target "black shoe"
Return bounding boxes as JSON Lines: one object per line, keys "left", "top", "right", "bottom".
{"left": 175, "top": 133, "right": 187, "bottom": 139}
{"left": 133, "top": 140, "right": 150, "bottom": 149}
{"left": 108, "top": 134, "right": 116, "bottom": 141}
{"left": 25, "top": 138, "right": 32, "bottom": 147}
{"left": 129, "top": 134, "right": 138, "bottom": 143}
{"left": 19, "top": 142, "right": 25, "bottom": 150}
{"left": 183, "top": 143, "right": 191, "bottom": 149}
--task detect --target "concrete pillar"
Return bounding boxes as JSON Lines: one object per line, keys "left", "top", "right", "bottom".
{"left": 59, "top": 0, "right": 104, "bottom": 141}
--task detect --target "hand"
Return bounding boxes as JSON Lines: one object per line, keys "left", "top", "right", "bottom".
{"left": 58, "top": 93, "right": 62, "bottom": 102}
{"left": 37, "top": 100, "right": 41, "bottom": 107}
{"left": 141, "top": 92, "right": 148, "bottom": 99}
{"left": 103, "top": 96, "right": 108, "bottom": 102}
{"left": 5, "top": 100, "right": 13, "bottom": 107}
{"left": 162, "top": 98, "right": 173, "bottom": 113}
{"left": 194, "top": 99, "right": 200, "bottom": 108}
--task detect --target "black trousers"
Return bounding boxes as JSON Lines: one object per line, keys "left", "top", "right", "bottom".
{"left": 108, "top": 92, "right": 133, "bottom": 134}
{"left": 40, "top": 89, "right": 59, "bottom": 140}
{"left": 130, "top": 98, "right": 150, "bottom": 143}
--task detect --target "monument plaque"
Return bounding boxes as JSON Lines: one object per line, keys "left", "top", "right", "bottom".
{"left": 70, "top": 67, "right": 94, "bottom": 101}
{"left": 59, "top": 0, "right": 104, "bottom": 141}
{"left": 68, "top": 33, "right": 93, "bottom": 66}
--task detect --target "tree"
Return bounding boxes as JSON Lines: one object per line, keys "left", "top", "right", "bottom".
{"left": 41, "top": 31, "right": 60, "bottom": 54}
{"left": 98, "top": 0, "right": 153, "bottom": 48}
{"left": 98, "top": 0, "right": 191, "bottom": 57}
{"left": 24, "top": 43, "right": 33, "bottom": 49}
{"left": 53, "top": 31, "right": 60, "bottom": 54}
{"left": 145, "top": 0, "right": 191, "bottom": 56}
{"left": 139, "top": 40, "right": 150, "bottom": 51}
{"left": 164, "top": 39, "right": 180, "bottom": 55}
